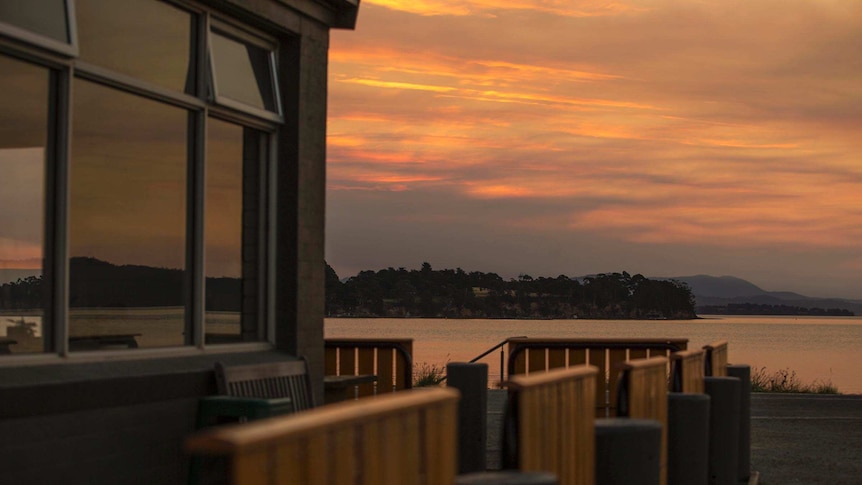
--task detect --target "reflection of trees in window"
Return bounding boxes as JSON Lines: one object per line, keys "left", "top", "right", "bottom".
{"left": 0, "top": 54, "right": 48, "bottom": 354}
{"left": 1, "top": 2, "right": 280, "bottom": 354}
{"left": 69, "top": 80, "right": 187, "bottom": 348}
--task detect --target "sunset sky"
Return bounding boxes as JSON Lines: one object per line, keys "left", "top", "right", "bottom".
{"left": 324, "top": 0, "right": 862, "bottom": 299}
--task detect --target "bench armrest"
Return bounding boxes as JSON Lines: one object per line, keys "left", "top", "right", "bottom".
{"left": 195, "top": 395, "right": 294, "bottom": 429}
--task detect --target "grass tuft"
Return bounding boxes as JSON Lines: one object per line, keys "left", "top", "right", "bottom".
{"left": 413, "top": 362, "right": 447, "bottom": 387}
{"left": 750, "top": 366, "right": 839, "bottom": 394}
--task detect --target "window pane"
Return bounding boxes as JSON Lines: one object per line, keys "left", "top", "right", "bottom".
{"left": 69, "top": 80, "right": 188, "bottom": 350}
{"left": 76, "top": 0, "right": 193, "bottom": 93}
{"left": 205, "top": 118, "right": 262, "bottom": 343}
{"left": 210, "top": 31, "right": 276, "bottom": 112}
{"left": 0, "top": 0, "right": 69, "bottom": 43}
{"left": 0, "top": 55, "right": 49, "bottom": 354}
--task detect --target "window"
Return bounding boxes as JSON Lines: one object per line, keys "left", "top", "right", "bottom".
{"left": 205, "top": 118, "right": 265, "bottom": 343}
{"left": 209, "top": 25, "right": 280, "bottom": 118}
{"left": 0, "top": 54, "right": 50, "bottom": 354}
{"left": 76, "top": 0, "right": 194, "bottom": 93}
{"left": 69, "top": 80, "right": 189, "bottom": 349}
{"left": 0, "top": 0, "right": 282, "bottom": 355}
{"left": 0, "top": 0, "right": 76, "bottom": 54}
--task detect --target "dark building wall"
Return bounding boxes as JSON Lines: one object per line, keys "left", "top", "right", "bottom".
{"left": 0, "top": 350, "right": 298, "bottom": 484}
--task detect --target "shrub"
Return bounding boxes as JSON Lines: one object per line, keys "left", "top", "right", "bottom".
{"left": 751, "top": 366, "right": 838, "bottom": 394}
{"left": 413, "top": 362, "right": 446, "bottom": 387}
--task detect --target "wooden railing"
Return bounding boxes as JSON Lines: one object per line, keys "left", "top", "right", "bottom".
{"left": 617, "top": 357, "right": 669, "bottom": 485}
{"left": 507, "top": 338, "right": 687, "bottom": 415}
{"left": 703, "top": 340, "right": 728, "bottom": 377}
{"left": 186, "top": 387, "right": 459, "bottom": 485}
{"left": 669, "top": 349, "right": 705, "bottom": 393}
{"left": 505, "top": 366, "right": 598, "bottom": 485}
{"left": 324, "top": 338, "right": 413, "bottom": 396}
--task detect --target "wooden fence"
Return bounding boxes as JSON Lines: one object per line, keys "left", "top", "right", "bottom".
{"left": 507, "top": 338, "right": 687, "bottom": 416}
{"left": 617, "top": 357, "right": 669, "bottom": 485}
{"left": 703, "top": 340, "right": 728, "bottom": 377}
{"left": 505, "top": 366, "right": 598, "bottom": 485}
{"left": 669, "top": 349, "right": 705, "bottom": 393}
{"left": 324, "top": 338, "right": 413, "bottom": 397}
{"left": 186, "top": 388, "right": 459, "bottom": 485}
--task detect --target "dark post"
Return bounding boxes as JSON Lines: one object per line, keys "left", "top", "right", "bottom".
{"left": 704, "top": 376, "right": 741, "bottom": 485}
{"left": 667, "top": 392, "right": 710, "bottom": 485}
{"left": 727, "top": 365, "right": 751, "bottom": 483}
{"left": 447, "top": 362, "right": 488, "bottom": 474}
{"left": 594, "top": 418, "right": 662, "bottom": 485}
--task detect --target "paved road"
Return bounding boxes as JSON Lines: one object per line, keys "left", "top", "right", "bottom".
{"left": 751, "top": 393, "right": 862, "bottom": 485}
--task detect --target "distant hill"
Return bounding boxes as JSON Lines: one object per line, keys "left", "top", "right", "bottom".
{"left": 0, "top": 269, "right": 41, "bottom": 285}
{"left": 664, "top": 275, "right": 862, "bottom": 315}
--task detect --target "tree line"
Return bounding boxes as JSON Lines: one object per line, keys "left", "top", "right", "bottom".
{"left": 2, "top": 259, "right": 701, "bottom": 319}
{"left": 326, "top": 262, "right": 697, "bottom": 319}
{"left": 698, "top": 303, "right": 854, "bottom": 316}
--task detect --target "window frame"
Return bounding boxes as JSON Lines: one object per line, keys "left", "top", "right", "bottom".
{"left": 0, "top": 0, "right": 285, "bottom": 361}
{"left": 208, "top": 18, "right": 283, "bottom": 123}
{"left": 0, "top": 0, "right": 79, "bottom": 57}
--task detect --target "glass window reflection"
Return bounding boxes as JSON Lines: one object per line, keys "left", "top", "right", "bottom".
{"left": 76, "top": 0, "right": 194, "bottom": 93}
{"left": 69, "top": 80, "right": 188, "bottom": 350}
{"left": 0, "top": 0, "right": 69, "bottom": 43}
{"left": 0, "top": 55, "right": 48, "bottom": 355}
{"left": 205, "top": 118, "right": 263, "bottom": 343}
{"left": 210, "top": 31, "right": 277, "bottom": 112}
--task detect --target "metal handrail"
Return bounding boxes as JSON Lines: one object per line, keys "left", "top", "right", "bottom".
{"left": 469, "top": 336, "right": 527, "bottom": 363}
{"left": 439, "top": 336, "right": 527, "bottom": 384}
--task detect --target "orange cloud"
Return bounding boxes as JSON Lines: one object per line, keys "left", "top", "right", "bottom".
{"left": 365, "top": 0, "right": 646, "bottom": 18}
{"left": 0, "top": 257, "right": 41, "bottom": 269}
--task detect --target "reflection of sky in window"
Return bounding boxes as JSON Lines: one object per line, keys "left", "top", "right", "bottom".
{"left": 211, "top": 32, "right": 273, "bottom": 111}
{"left": 0, "top": 55, "right": 46, "bottom": 270}
{"left": 0, "top": 0, "right": 69, "bottom": 43}
{"left": 70, "top": 80, "right": 187, "bottom": 270}
{"left": 0, "top": 148, "right": 44, "bottom": 261}
{"left": 206, "top": 118, "right": 243, "bottom": 279}
{"left": 76, "top": 0, "right": 192, "bottom": 93}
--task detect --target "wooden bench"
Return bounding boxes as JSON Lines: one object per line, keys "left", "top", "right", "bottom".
{"left": 616, "top": 357, "right": 669, "bottom": 485}
{"left": 503, "top": 366, "right": 598, "bottom": 485}
{"left": 669, "top": 349, "right": 705, "bottom": 393}
{"left": 186, "top": 387, "right": 460, "bottom": 485}
{"left": 324, "top": 338, "right": 413, "bottom": 397}
{"left": 507, "top": 338, "right": 687, "bottom": 416}
{"left": 196, "top": 360, "right": 314, "bottom": 430}
{"left": 703, "top": 340, "right": 728, "bottom": 377}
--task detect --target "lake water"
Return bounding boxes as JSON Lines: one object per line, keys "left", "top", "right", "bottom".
{"left": 325, "top": 315, "right": 862, "bottom": 394}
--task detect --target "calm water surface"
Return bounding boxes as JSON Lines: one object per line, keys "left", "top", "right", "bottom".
{"left": 326, "top": 315, "right": 862, "bottom": 394}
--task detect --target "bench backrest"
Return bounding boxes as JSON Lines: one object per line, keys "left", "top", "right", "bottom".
{"left": 507, "top": 338, "right": 686, "bottom": 416}
{"left": 504, "top": 366, "right": 598, "bottom": 485}
{"left": 703, "top": 340, "right": 728, "bottom": 377}
{"left": 186, "top": 388, "right": 460, "bottom": 485}
{"left": 325, "top": 338, "right": 413, "bottom": 396}
{"left": 616, "top": 357, "right": 668, "bottom": 485}
{"left": 670, "top": 349, "right": 705, "bottom": 393}
{"left": 215, "top": 360, "right": 314, "bottom": 411}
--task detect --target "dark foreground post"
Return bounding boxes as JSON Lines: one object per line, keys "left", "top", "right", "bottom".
{"left": 667, "top": 392, "right": 710, "bottom": 485}
{"left": 705, "top": 376, "right": 741, "bottom": 485}
{"left": 727, "top": 365, "right": 751, "bottom": 483}
{"left": 447, "top": 362, "right": 488, "bottom": 474}
{"left": 594, "top": 418, "right": 662, "bottom": 485}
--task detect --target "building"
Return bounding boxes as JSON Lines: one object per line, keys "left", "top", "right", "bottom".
{"left": 0, "top": 0, "right": 359, "bottom": 482}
